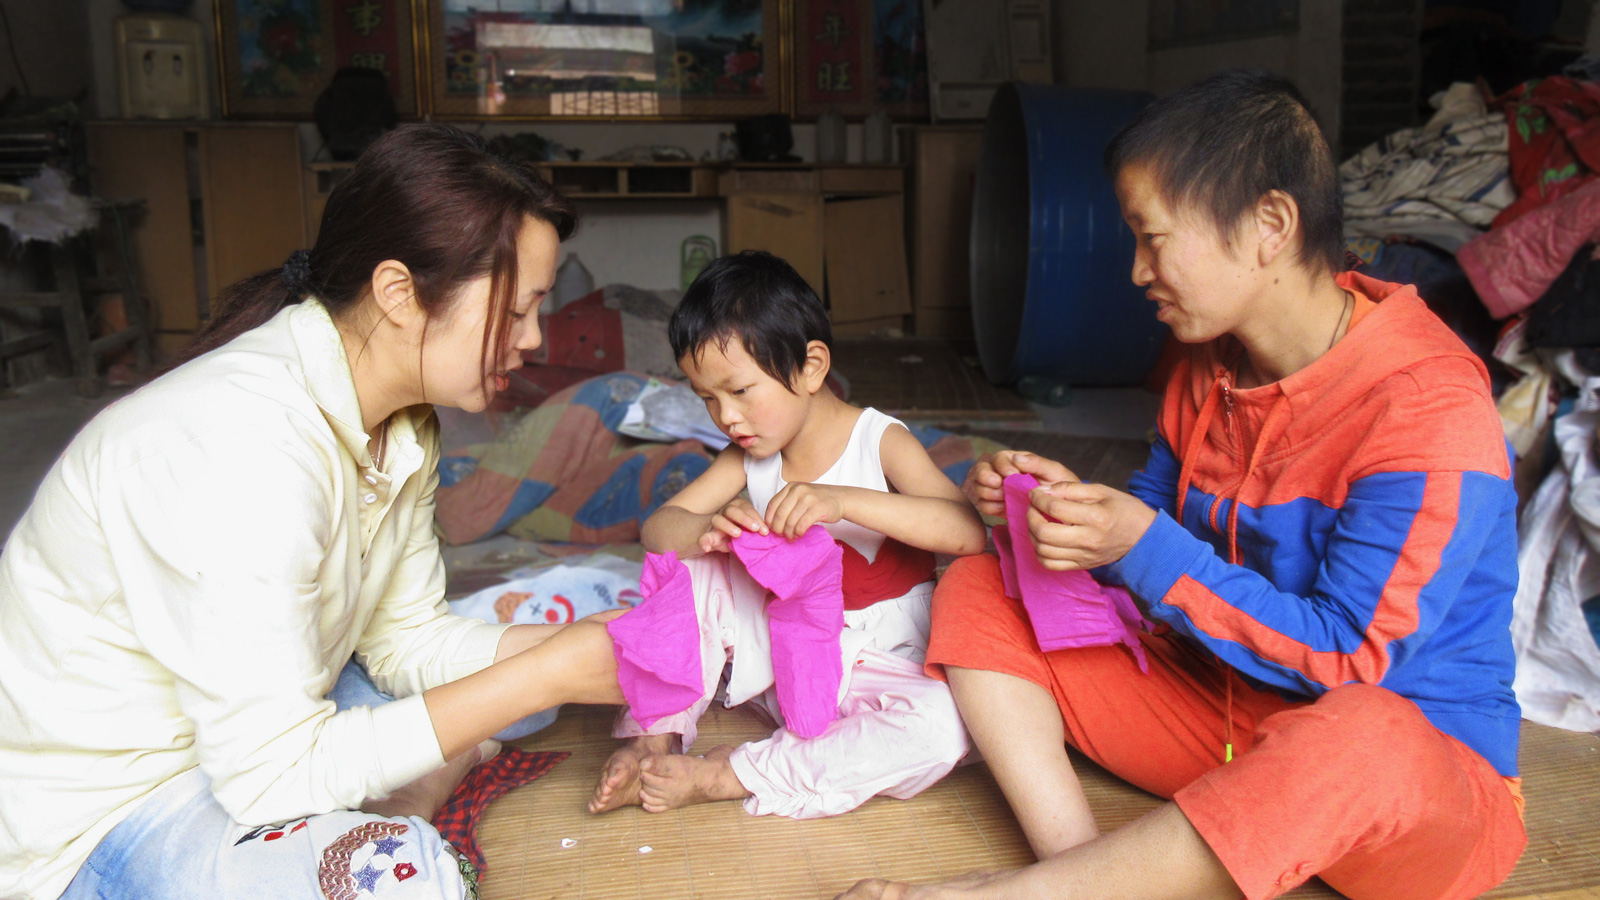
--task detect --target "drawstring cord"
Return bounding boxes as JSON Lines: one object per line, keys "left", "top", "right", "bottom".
{"left": 1225, "top": 672, "right": 1234, "bottom": 762}
{"left": 1174, "top": 376, "right": 1223, "bottom": 525}
{"left": 1177, "top": 365, "right": 1292, "bottom": 764}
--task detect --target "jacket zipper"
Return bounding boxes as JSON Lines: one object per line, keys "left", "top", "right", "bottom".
{"left": 1208, "top": 377, "right": 1236, "bottom": 533}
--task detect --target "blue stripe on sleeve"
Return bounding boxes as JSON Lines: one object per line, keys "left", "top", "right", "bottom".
{"left": 1126, "top": 437, "right": 1179, "bottom": 516}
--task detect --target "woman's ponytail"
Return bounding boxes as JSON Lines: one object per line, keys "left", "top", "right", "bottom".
{"left": 163, "top": 250, "right": 313, "bottom": 370}
{"left": 158, "top": 123, "right": 576, "bottom": 376}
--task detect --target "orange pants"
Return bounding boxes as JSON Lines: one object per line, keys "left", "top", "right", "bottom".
{"left": 927, "top": 555, "right": 1527, "bottom": 900}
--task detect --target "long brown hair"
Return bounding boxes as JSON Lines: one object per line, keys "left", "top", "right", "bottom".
{"left": 172, "top": 124, "right": 578, "bottom": 380}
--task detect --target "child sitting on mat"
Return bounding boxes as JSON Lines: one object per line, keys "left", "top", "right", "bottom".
{"left": 588, "top": 250, "right": 987, "bottom": 819}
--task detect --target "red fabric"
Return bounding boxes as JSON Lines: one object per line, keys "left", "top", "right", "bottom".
{"left": 926, "top": 555, "right": 1526, "bottom": 900}
{"left": 527, "top": 291, "right": 625, "bottom": 373}
{"left": 434, "top": 748, "right": 570, "bottom": 874}
{"left": 839, "top": 537, "right": 935, "bottom": 611}
{"left": 489, "top": 365, "right": 597, "bottom": 412}
{"left": 1459, "top": 177, "right": 1600, "bottom": 319}
{"left": 1494, "top": 76, "right": 1600, "bottom": 227}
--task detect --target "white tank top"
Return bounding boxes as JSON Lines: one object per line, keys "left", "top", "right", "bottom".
{"left": 743, "top": 407, "right": 904, "bottom": 563}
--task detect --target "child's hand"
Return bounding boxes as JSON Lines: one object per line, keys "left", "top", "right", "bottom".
{"left": 765, "top": 482, "right": 845, "bottom": 539}
{"left": 699, "top": 498, "right": 768, "bottom": 554}
{"left": 963, "top": 451, "right": 1080, "bottom": 516}
{"left": 1025, "top": 480, "right": 1157, "bottom": 570}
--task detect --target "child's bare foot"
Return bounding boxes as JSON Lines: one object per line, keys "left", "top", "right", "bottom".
{"left": 588, "top": 734, "right": 674, "bottom": 813}
{"left": 638, "top": 745, "right": 751, "bottom": 812}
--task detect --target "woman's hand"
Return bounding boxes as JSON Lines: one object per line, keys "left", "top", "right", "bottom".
{"left": 698, "top": 497, "right": 768, "bottom": 554}
{"left": 764, "top": 482, "right": 846, "bottom": 539}
{"left": 962, "top": 451, "right": 1080, "bottom": 517}
{"left": 1026, "top": 481, "right": 1157, "bottom": 570}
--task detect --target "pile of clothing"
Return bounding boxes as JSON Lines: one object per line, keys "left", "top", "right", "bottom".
{"left": 1343, "top": 74, "right": 1600, "bottom": 732}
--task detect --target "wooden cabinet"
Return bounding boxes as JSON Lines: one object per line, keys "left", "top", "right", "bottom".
{"left": 724, "top": 192, "right": 826, "bottom": 295}
{"left": 904, "top": 126, "right": 984, "bottom": 337}
{"left": 86, "top": 122, "right": 307, "bottom": 355}
{"left": 824, "top": 195, "right": 911, "bottom": 335}
{"left": 720, "top": 164, "right": 910, "bottom": 335}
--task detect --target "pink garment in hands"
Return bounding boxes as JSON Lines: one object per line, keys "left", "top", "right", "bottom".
{"left": 731, "top": 527, "right": 845, "bottom": 739}
{"left": 606, "top": 551, "right": 705, "bottom": 729}
{"left": 997, "top": 473, "right": 1150, "bottom": 672}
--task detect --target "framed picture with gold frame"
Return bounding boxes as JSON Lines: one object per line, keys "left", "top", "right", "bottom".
{"left": 792, "top": 0, "right": 927, "bottom": 119}
{"left": 213, "top": 0, "right": 422, "bottom": 118}
{"left": 425, "top": 0, "right": 785, "bottom": 121}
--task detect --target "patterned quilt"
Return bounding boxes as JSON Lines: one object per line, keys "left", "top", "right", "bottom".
{"left": 434, "top": 371, "right": 1007, "bottom": 546}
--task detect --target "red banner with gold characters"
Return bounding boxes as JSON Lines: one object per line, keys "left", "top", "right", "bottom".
{"left": 803, "top": 0, "right": 866, "bottom": 105}
{"left": 331, "top": 0, "right": 403, "bottom": 94}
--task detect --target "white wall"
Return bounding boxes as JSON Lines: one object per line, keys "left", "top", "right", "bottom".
{"left": 1050, "top": 0, "right": 1342, "bottom": 142}
{"left": 1052, "top": 0, "right": 1147, "bottom": 91}
{"left": 2, "top": 0, "right": 94, "bottom": 105}
{"left": 467, "top": 120, "right": 867, "bottom": 291}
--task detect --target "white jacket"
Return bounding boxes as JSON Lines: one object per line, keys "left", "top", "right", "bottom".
{"left": 0, "top": 299, "right": 509, "bottom": 899}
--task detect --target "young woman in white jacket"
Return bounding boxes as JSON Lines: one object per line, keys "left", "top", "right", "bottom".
{"left": 0, "top": 124, "right": 623, "bottom": 900}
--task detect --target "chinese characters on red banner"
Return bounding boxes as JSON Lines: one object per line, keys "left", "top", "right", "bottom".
{"left": 334, "top": 0, "right": 401, "bottom": 93}
{"left": 806, "top": 0, "right": 863, "bottom": 101}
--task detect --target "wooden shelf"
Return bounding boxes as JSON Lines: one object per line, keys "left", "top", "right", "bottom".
{"left": 306, "top": 160, "right": 902, "bottom": 201}
{"left": 537, "top": 162, "right": 718, "bottom": 199}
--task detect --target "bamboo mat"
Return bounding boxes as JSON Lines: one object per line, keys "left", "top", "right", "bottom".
{"left": 478, "top": 705, "right": 1600, "bottom": 900}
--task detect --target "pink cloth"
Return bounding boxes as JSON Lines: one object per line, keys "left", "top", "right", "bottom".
{"left": 1458, "top": 177, "right": 1600, "bottom": 319}
{"left": 606, "top": 552, "right": 705, "bottom": 729}
{"left": 731, "top": 528, "right": 846, "bottom": 739}
{"left": 995, "top": 473, "right": 1150, "bottom": 672}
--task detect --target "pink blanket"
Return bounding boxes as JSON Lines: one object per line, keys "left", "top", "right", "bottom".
{"left": 1459, "top": 178, "right": 1600, "bottom": 319}
{"left": 995, "top": 474, "right": 1149, "bottom": 671}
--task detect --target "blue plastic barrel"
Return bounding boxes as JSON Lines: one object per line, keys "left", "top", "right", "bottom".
{"left": 971, "top": 82, "right": 1165, "bottom": 386}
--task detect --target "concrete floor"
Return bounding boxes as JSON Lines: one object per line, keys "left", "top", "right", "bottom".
{"left": 0, "top": 376, "right": 1157, "bottom": 548}
{"left": 0, "top": 379, "right": 126, "bottom": 544}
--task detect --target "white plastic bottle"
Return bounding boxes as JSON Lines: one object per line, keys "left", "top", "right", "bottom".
{"left": 550, "top": 253, "right": 595, "bottom": 312}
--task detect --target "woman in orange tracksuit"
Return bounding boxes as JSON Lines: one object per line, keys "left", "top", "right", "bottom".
{"left": 837, "top": 70, "right": 1526, "bottom": 900}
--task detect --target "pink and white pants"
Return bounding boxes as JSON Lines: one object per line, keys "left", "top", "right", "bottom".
{"left": 614, "top": 554, "right": 970, "bottom": 819}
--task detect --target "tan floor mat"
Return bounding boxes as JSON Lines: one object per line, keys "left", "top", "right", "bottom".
{"left": 831, "top": 338, "right": 1036, "bottom": 422}
{"left": 479, "top": 704, "right": 1600, "bottom": 899}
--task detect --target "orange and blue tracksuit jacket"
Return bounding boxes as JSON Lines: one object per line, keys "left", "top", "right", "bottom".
{"left": 1107, "top": 272, "right": 1521, "bottom": 777}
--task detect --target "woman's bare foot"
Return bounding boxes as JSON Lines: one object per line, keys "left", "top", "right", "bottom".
{"left": 638, "top": 745, "right": 751, "bottom": 812}
{"left": 363, "top": 739, "right": 500, "bottom": 822}
{"left": 833, "top": 871, "right": 1007, "bottom": 899}
{"left": 588, "top": 734, "right": 675, "bottom": 813}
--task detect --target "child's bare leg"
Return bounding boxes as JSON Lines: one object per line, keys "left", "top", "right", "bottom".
{"left": 363, "top": 739, "right": 500, "bottom": 822}
{"left": 589, "top": 733, "right": 676, "bottom": 813}
{"left": 637, "top": 745, "right": 751, "bottom": 812}
{"left": 947, "top": 665, "right": 1099, "bottom": 857}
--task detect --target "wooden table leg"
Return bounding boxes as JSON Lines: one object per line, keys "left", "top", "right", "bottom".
{"left": 50, "top": 242, "right": 97, "bottom": 397}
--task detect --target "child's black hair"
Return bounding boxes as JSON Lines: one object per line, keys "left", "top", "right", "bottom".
{"left": 669, "top": 250, "right": 832, "bottom": 391}
{"left": 1103, "top": 69, "right": 1343, "bottom": 274}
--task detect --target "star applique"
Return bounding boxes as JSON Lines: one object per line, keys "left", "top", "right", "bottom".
{"left": 353, "top": 863, "right": 383, "bottom": 892}
{"left": 372, "top": 835, "right": 405, "bottom": 857}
